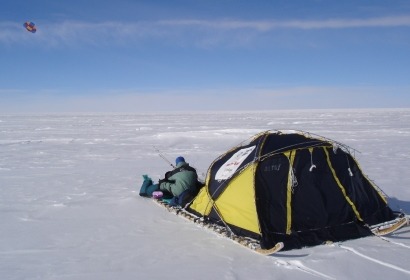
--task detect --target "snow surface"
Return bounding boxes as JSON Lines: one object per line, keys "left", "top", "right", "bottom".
{"left": 1, "top": 109, "right": 410, "bottom": 280}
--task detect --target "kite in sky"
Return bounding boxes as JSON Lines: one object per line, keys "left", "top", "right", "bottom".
{"left": 23, "top": 21, "right": 37, "bottom": 33}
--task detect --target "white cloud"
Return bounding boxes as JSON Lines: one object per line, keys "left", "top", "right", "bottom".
{"left": 159, "top": 15, "right": 410, "bottom": 30}
{"left": 1, "top": 15, "right": 410, "bottom": 47}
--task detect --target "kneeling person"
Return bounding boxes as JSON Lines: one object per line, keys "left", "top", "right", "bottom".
{"left": 159, "top": 156, "right": 198, "bottom": 197}
{"left": 139, "top": 156, "right": 199, "bottom": 205}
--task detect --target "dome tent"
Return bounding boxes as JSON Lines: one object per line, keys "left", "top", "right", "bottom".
{"left": 188, "top": 130, "right": 396, "bottom": 251}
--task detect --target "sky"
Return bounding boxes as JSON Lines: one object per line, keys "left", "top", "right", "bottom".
{"left": 1, "top": 0, "right": 410, "bottom": 113}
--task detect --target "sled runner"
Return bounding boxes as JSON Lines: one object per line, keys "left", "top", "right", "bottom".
{"left": 153, "top": 198, "right": 284, "bottom": 255}
{"left": 370, "top": 215, "right": 409, "bottom": 236}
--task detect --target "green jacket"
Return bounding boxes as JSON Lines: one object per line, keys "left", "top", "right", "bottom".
{"left": 159, "top": 162, "right": 198, "bottom": 197}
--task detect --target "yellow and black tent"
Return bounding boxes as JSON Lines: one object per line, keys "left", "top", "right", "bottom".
{"left": 188, "top": 130, "right": 396, "bottom": 250}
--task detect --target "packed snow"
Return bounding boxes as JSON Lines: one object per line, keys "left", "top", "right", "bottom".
{"left": 1, "top": 109, "right": 410, "bottom": 280}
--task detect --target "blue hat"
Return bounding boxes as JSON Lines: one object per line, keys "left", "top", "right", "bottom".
{"left": 175, "top": 156, "right": 185, "bottom": 165}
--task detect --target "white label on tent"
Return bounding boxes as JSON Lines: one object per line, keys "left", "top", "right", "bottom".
{"left": 215, "top": 146, "right": 256, "bottom": 180}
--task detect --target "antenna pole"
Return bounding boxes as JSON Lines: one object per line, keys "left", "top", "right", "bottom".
{"left": 153, "top": 145, "right": 175, "bottom": 168}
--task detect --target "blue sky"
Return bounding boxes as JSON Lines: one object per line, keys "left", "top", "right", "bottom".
{"left": 1, "top": 0, "right": 410, "bottom": 113}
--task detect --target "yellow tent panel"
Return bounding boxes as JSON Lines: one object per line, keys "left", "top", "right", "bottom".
{"left": 215, "top": 163, "right": 260, "bottom": 234}
{"left": 189, "top": 185, "right": 213, "bottom": 216}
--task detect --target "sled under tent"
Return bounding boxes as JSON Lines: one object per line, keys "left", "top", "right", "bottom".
{"left": 187, "top": 130, "right": 401, "bottom": 251}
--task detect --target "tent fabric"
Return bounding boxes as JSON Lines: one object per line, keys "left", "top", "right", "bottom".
{"left": 188, "top": 130, "right": 395, "bottom": 250}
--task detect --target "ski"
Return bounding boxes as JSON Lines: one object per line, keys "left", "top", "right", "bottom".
{"left": 153, "top": 198, "right": 284, "bottom": 255}
{"left": 370, "top": 216, "right": 409, "bottom": 236}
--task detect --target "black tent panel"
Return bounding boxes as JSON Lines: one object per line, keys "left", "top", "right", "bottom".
{"left": 255, "top": 154, "right": 290, "bottom": 247}
{"left": 292, "top": 148, "right": 342, "bottom": 230}
{"left": 326, "top": 148, "right": 395, "bottom": 225}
